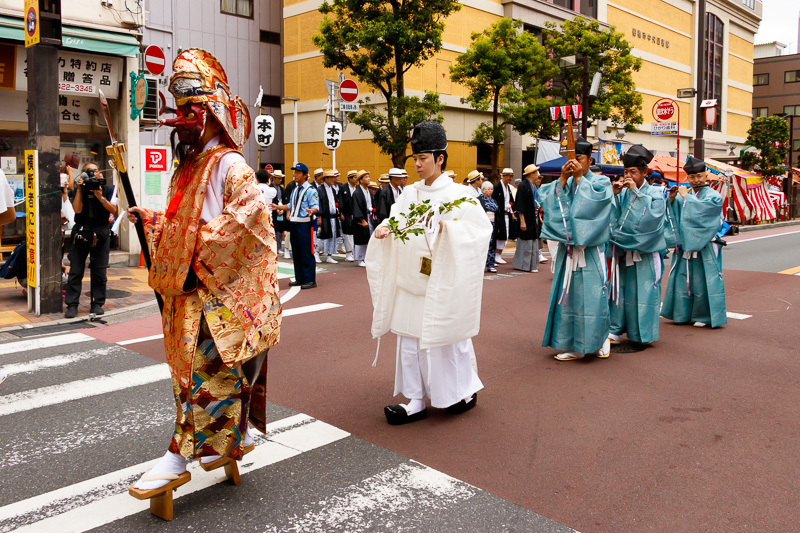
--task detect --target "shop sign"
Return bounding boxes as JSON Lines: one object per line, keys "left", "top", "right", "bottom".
{"left": 651, "top": 121, "right": 678, "bottom": 136}
{"left": 24, "top": 0, "right": 40, "bottom": 48}
{"left": 631, "top": 27, "right": 670, "bottom": 48}
{"left": 15, "top": 46, "right": 123, "bottom": 99}
{"left": 0, "top": 43, "right": 16, "bottom": 90}
{"left": 24, "top": 150, "right": 39, "bottom": 287}
{"left": 144, "top": 147, "right": 168, "bottom": 171}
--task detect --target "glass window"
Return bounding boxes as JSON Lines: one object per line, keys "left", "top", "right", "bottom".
{"left": 221, "top": 0, "right": 253, "bottom": 18}
{"left": 784, "top": 105, "right": 800, "bottom": 116}
{"left": 704, "top": 13, "right": 724, "bottom": 131}
{"left": 553, "top": 0, "right": 572, "bottom": 9}
{"left": 785, "top": 70, "right": 800, "bottom": 83}
{"left": 753, "top": 73, "right": 769, "bottom": 86}
{"left": 752, "top": 107, "right": 768, "bottom": 118}
{"left": 580, "top": 0, "right": 597, "bottom": 18}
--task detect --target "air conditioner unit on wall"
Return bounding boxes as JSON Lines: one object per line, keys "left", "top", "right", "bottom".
{"left": 140, "top": 76, "right": 160, "bottom": 125}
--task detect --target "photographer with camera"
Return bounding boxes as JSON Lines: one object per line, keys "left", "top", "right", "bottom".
{"left": 64, "top": 162, "right": 118, "bottom": 318}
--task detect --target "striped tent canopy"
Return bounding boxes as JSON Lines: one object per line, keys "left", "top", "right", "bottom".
{"left": 705, "top": 158, "right": 777, "bottom": 224}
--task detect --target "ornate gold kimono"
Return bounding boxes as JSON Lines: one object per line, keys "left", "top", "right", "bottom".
{"left": 141, "top": 143, "right": 281, "bottom": 459}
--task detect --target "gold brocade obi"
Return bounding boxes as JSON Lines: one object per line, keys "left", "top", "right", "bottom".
{"left": 149, "top": 145, "right": 231, "bottom": 295}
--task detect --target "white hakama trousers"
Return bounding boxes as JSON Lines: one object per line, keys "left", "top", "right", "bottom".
{"left": 320, "top": 219, "right": 340, "bottom": 256}
{"left": 342, "top": 234, "right": 354, "bottom": 253}
{"left": 393, "top": 335, "right": 483, "bottom": 409}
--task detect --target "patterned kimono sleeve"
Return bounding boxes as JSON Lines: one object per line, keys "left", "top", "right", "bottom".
{"left": 139, "top": 208, "right": 165, "bottom": 256}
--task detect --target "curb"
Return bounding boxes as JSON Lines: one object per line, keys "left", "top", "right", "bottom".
{"left": 738, "top": 219, "right": 800, "bottom": 232}
{"left": 0, "top": 300, "right": 159, "bottom": 334}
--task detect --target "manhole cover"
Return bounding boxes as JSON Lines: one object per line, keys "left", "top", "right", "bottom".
{"left": 84, "top": 289, "right": 132, "bottom": 299}
{"left": 611, "top": 342, "right": 649, "bottom": 353}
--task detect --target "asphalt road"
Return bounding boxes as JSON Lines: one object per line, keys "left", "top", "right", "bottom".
{"left": 2, "top": 229, "right": 800, "bottom": 532}
{"left": 725, "top": 227, "right": 800, "bottom": 273}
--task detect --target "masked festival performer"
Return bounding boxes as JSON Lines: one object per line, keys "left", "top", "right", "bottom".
{"left": 661, "top": 156, "right": 727, "bottom": 328}
{"left": 608, "top": 145, "right": 667, "bottom": 346}
{"left": 126, "top": 49, "right": 281, "bottom": 507}
{"left": 540, "top": 137, "right": 614, "bottom": 361}
{"left": 367, "top": 121, "right": 492, "bottom": 425}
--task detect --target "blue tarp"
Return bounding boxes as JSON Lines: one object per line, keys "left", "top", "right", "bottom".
{"left": 538, "top": 152, "right": 624, "bottom": 176}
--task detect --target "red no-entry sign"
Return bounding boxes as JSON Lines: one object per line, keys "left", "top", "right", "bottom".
{"left": 339, "top": 79, "right": 358, "bottom": 102}
{"left": 144, "top": 45, "right": 166, "bottom": 76}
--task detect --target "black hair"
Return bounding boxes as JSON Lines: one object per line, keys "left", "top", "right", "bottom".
{"left": 255, "top": 169, "right": 270, "bottom": 184}
{"left": 432, "top": 150, "right": 448, "bottom": 171}
{"left": 637, "top": 166, "right": 649, "bottom": 175}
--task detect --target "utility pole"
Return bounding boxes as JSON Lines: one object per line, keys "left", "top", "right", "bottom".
{"left": 26, "top": 0, "right": 62, "bottom": 314}
{"left": 694, "top": 0, "right": 706, "bottom": 159}
{"left": 787, "top": 114, "right": 795, "bottom": 218}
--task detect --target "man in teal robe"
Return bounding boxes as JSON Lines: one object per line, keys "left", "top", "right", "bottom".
{"left": 608, "top": 145, "right": 667, "bottom": 345}
{"left": 661, "top": 156, "right": 727, "bottom": 328}
{"left": 540, "top": 137, "right": 613, "bottom": 360}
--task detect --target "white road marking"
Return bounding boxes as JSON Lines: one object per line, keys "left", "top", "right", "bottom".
{"left": 282, "top": 302, "right": 342, "bottom": 317}
{"left": 726, "top": 229, "right": 800, "bottom": 245}
{"left": 726, "top": 312, "right": 752, "bottom": 320}
{"left": 117, "top": 334, "right": 164, "bottom": 346}
{"left": 0, "top": 346, "right": 116, "bottom": 375}
{"left": 2, "top": 414, "right": 349, "bottom": 532}
{"left": 281, "top": 284, "right": 301, "bottom": 304}
{"left": 263, "top": 462, "right": 478, "bottom": 533}
{"left": 0, "top": 333, "right": 94, "bottom": 356}
{"left": 0, "top": 364, "right": 169, "bottom": 417}
{"left": 116, "top": 301, "right": 341, "bottom": 346}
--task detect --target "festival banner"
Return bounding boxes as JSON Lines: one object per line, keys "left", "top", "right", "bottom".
{"left": 559, "top": 106, "right": 571, "bottom": 120}
{"left": 572, "top": 104, "right": 582, "bottom": 120}
{"left": 549, "top": 106, "right": 560, "bottom": 122}
{"left": 600, "top": 140, "right": 622, "bottom": 165}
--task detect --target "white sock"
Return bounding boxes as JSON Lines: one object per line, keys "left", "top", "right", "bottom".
{"left": 244, "top": 427, "right": 255, "bottom": 448}
{"left": 406, "top": 398, "right": 426, "bottom": 415}
{"left": 201, "top": 454, "right": 222, "bottom": 464}
{"left": 134, "top": 451, "right": 187, "bottom": 491}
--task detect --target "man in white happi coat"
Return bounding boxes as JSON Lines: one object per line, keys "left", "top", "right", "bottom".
{"left": 367, "top": 121, "right": 492, "bottom": 425}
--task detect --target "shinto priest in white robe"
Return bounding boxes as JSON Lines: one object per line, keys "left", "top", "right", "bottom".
{"left": 366, "top": 173, "right": 492, "bottom": 408}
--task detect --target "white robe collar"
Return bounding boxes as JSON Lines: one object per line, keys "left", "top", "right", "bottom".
{"left": 415, "top": 173, "right": 452, "bottom": 192}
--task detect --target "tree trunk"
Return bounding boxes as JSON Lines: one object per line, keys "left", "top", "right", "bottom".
{"left": 390, "top": 44, "right": 407, "bottom": 169}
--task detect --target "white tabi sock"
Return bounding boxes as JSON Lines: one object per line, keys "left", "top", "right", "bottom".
{"left": 406, "top": 398, "right": 426, "bottom": 415}
{"left": 134, "top": 451, "right": 188, "bottom": 491}
{"left": 244, "top": 426, "right": 255, "bottom": 448}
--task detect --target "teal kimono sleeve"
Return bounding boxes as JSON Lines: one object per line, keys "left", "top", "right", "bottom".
{"left": 679, "top": 188, "right": 723, "bottom": 252}
{"left": 570, "top": 173, "right": 613, "bottom": 247}
{"left": 539, "top": 180, "right": 572, "bottom": 244}
{"left": 612, "top": 185, "right": 667, "bottom": 253}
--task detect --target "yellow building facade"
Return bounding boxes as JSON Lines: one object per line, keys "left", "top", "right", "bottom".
{"left": 282, "top": 0, "right": 762, "bottom": 179}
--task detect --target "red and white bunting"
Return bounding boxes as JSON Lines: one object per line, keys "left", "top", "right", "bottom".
{"left": 550, "top": 106, "right": 560, "bottom": 121}
{"left": 560, "top": 106, "right": 571, "bottom": 120}
{"left": 572, "top": 104, "right": 582, "bottom": 120}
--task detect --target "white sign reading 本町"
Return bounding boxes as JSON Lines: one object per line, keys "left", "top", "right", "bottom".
{"left": 254, "top": 115, "right": 275, "bottom": 147}
{"left": 324, "top": 121, "right": 342, "bottom": 151}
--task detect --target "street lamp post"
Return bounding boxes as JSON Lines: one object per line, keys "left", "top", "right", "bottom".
{"left": 283, "top": 97, "right": 299, "bottom": 167}
{"left": 786, "top": 114, "right": 795, "bottom": 218}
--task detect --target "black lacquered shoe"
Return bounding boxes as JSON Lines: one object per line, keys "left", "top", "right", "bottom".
{"left": 288, "top": 280, "right": 302, "bottom": 287}
{"left": 384, "top": 404, "right": 428, "bottom": 425}
{"left": 445, "top": 393, "right": 477, "bottom": 415}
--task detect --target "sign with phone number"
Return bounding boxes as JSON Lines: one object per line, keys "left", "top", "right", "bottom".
{"left": 58, "top": 82, "right": 96, "bottom": 95}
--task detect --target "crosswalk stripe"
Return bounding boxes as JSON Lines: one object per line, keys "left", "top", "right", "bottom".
{"left": 117, "top": 334, "right": 164, "bottom": 346}
{"left": 263, "top": 462, "right": 478, "bottom": 533}
{"left": 726, "top": 312, "right": 752, "bottom": 320}
{"left": 2, "top": 414, "right": 349, "bottom": 532}
{"left": 0, "top": 364, "right": 169, "bottom": 417}
{"left": 0, "top": 332, "right": 94, "bottom": 356}
{"left": 0, "top": 346, "right": 116, "bottom": 375}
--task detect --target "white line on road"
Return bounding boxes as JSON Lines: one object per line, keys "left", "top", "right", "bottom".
{"left": 726, "top": 229, "right": 800, "bottom": 245}
{"left": 283, "top": 302, "right": 342, "bottom": 317}
{"left": 0, "top": 346, "right": 116, "bottom": 375}
{"left": 0, "top": 364, "right": 170, "bottom": 417}
{"left": 0, "top": 333, "right": 94, "bottom": 356}
{"left": 263, "top": 462, "right": 478, "bottom": 533}
{"left": 2, "top": 414, "right": 350, "bottom": 532}
{"left": 116, "top": 302, "right": 341, "bottom": 346}
{"left": 117, "top": 334, "right": 164, "bottom": 346}
{"left": 726, "top": 312, "right": 752, "bottom": 320}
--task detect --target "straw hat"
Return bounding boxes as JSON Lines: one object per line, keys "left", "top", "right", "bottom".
{"left": 501, "top": 167, "right": 514, "bottom": 175}
{"left": 313, "top": 167, "right": 324, "bottom": 177}
{"left": 467, "top": 170, "right": 484, "bottom": 183}
{"left": 523, "top": 164, "right": 539, "bottom": 176}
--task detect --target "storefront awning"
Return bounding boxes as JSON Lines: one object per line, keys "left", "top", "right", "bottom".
{"left": 0, "top": 15, "right": 140, "bottom": 57}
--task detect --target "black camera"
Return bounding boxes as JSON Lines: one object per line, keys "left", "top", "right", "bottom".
{"left": 81, "top": 169, "right": 106, "bottom": 192}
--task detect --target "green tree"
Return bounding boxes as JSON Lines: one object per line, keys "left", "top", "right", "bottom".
{"left": 312, "top": 0, "right": 459, "bottom": 167}
{"left": 741, "top": 116, "right": 790, "bottom": 176}
{"left": 450, "top": 18, "right": 558, "bottom": 180}
{"left": 544, "top": 16, "right": 644, "bottom": 135}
